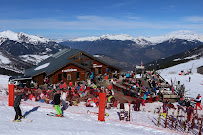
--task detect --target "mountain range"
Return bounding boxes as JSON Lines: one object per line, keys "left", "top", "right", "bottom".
{"left": 0, "top": 30, "right": 202, "bottom": 75}
{"left": 60, "top": 30, "right": 203, "bottom": 70}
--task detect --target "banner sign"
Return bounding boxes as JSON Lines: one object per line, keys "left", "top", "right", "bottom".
{"left": 62, "top": 69, "right": 77, "bottom": 72}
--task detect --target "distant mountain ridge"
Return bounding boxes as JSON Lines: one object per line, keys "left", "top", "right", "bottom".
{"left": 67, "top": 30, "right": 203, "bottom": 47}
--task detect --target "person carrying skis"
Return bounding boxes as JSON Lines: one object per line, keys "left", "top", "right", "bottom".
{"left": 13, "top": 92, "right": 24, "bottom": 122}
{"left": 53, "top": 90, "right": 63, "bottom": 117}
{"left": 195, "top": 94, "right": 202, "bottom": 110}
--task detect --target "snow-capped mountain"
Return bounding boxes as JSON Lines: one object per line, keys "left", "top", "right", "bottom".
{"left": 71, "top": 34, "right": 151, "bottom": 46}
{"left": 69, "top": 30, "right": 203, "bottom": 46}
{"left": 0, "top": 30, "right": 68, "bottom": 75}
{"left": 0, "top": 30, "right": 52, "bottom": 45}
{"left": 143, "top": 30, "right": 203, "bottom": 44}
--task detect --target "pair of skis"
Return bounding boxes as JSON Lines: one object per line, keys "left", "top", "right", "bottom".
{"left": 46, "top": 112, "right": 66, "bottom": 118}
{"left": 87, "top": 110, "right": 109, "bottom": 117}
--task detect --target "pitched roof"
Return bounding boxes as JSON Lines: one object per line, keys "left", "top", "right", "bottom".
{"left": 25, "top": 48, "right": 90, "bottom": 77}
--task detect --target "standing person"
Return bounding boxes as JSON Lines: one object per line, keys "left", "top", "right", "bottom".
{"left": 13, "top": 92, "right": 24, "bottom": 122}
{"left": 142, "top": 93, "right": 146, "bottom": 106}
{"left": 61, "top": 90, "right": 67, "bottom": 111}
{"left": 195, "top": 94, "right": 202, "bottom": 110}
{"left": 189, "top": 76, "right": 191, "bottom": 82}
{"left": 53, "top": 90, "right": 63, "bottom": 117}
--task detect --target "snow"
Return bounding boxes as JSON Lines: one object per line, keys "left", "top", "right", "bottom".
{"left": 159, "top": 57, "right": 203, "bottom": 99}
{"left": 70, "top": 30, "right": 203, "bottom": 46}
{"left": 34, "top": 63, "right": 50, "bottom": 70}
{"left": 143, "top": 30, "right": 203, "bottom": 44}
{"left": 17, "top": 32, "right": 51, "bottom": 44}
{"left": 184, "top": 55, "right": 199, "bottom": 60}
{"left": 0, "top": 30, "right": 52, "bottom": 45}
{"left": 0, "top": 56, "right": 203, "bottom": 134}
{"left": 93, "top": 55, "right": 102, "bottom": 58}
{"left": 0, "top": 30, "right": 18, "bottom": 41}
{"left": 19, "top": 54, "right": 51, "bottom": 65}
{"left": 0, "top": 94, "right": 185, "bottom": 135}
{"left": 0, "top": 75, "right": 9, "bottom": 84}
{"left": 173, "top": 58, "right": 181, "bottom": 61}
{"left": 0, "top": 52, "right": 11, "bottom": 64}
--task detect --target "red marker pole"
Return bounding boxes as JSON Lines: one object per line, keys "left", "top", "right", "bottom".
{"left": 98, "top": 92, "right": 106, "bottom": 121}
{"left": 8, "top": 84, "right": 14, "bottom": 106}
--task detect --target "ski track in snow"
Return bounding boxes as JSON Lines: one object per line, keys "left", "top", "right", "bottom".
{"left": 0, "top": 95, "right": 186, "bottom": 135}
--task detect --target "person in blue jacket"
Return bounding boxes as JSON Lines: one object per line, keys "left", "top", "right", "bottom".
{"left": 143, "top": 93, "right": 147, "bottom": 106}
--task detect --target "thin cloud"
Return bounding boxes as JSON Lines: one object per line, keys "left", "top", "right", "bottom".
{"left": 0, "top": 16, "right": 203, "bottom": 32}
{"left": 185, "top": 16, "right": 203, "bottom": 23}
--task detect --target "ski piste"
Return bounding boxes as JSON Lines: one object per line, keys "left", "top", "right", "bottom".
{"left": 6, "top": 117, "right": 32, "bottom": 123}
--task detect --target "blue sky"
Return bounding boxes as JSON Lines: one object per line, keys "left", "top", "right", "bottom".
{"left": 0, "top": 0, "right": 203, "bottom": 39}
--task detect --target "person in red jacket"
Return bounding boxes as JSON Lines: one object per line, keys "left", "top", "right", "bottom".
{"left": 195, "top": 94, "right": 202, "bottom": 110}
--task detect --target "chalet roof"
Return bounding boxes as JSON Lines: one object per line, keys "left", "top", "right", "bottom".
{"left": 25, "top": 49, "right": 90, "bottom": 77}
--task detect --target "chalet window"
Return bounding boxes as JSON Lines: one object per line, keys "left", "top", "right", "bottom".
{"left": 99, "top": 68, "right": 102, "bottom": 74}
{"left": 80, "top": 61, "right": 85, "bottom": 66}
{"left": 63, "top": 72, "right": 67, "bottom": 78}
{"left": 77, "top": 72, "right": 80, "bottom": 79}
{"left": 84, "top": 61, "right": 89, "bottom": 66}
{"left": 58, "top": 74, "right": 62, "bottom": 81}
{"left": 67, "top": 74, "right": 71, "bottom": 80}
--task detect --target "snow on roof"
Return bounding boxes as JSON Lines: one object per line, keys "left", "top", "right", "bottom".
{"left": 34, "top": 63, "right": 50, "bottom": 71}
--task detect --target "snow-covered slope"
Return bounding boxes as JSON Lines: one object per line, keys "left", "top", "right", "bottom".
{"left": 159, "top": 57, "right": 203, "bottom": 99}
{"left": 0, "top": 52, "right": 11, "bottom": 64}
{"left": 0, "top": 30, "right": 52, "bottom": 45}
{"left": 70, "top": 30, "right": 203, "bottom": 46}
{"left": 19, "top": 54, "right": 51, "bottom": 65}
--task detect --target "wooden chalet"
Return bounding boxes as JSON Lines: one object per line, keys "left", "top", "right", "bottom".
{"left": 25, "top": 48, "right": 120, "bottom": 85}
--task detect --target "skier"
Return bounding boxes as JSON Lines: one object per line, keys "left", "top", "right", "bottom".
{"left": 13, "top": 92, "right": 24, "bottom": 122}
{"left": 53, "top": 90, "right": 63, "bottom": 117}
{"left": 195, "top": 94, "right": 202, "bottom": 110}
{"left": 189, "top": 76, "right": 191, "bottom": 82}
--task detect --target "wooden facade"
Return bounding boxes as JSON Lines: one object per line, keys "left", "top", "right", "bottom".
{"left": 69, "top": 52, "right": 119, "bottom": 76}
{"left": 29, "top": 50, "right": 120, "bottom": 85}
{"left": 33, "top": 63, "right": 89, "bottom": 85}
